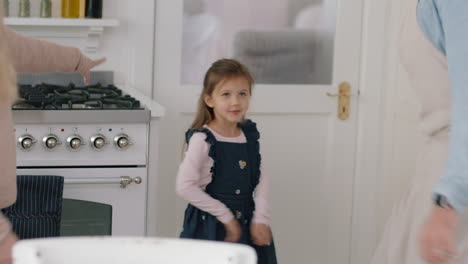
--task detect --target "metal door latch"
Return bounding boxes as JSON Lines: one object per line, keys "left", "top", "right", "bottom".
{"left": 326, "top": 82, "right": 352, "bottom": 121}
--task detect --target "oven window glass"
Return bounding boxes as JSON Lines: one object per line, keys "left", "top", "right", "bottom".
{"left": 60, "top": 199, "right": 112, "bottom": 236}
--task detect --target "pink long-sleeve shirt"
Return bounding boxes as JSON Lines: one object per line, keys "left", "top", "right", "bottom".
{"left": 176, "top": 126, "right": 271, "bottom": 225}
{"left": 4, "top": 26, "right": 95, "bottom": 74}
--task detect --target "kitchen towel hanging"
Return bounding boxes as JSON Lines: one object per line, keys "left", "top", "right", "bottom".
{"left": 2, "top": 175, "right": 64, "bottom": 239}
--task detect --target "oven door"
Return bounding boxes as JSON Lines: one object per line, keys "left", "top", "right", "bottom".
{"left": 16, "top": 167, "right": 147, "bottom": 236}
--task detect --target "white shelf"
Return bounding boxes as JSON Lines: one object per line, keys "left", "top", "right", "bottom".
{"left": 4, "top": 18, "right": 120, "bottom": 53}
{"left": 4, "top": 17, "right": 119, "bottom": 27}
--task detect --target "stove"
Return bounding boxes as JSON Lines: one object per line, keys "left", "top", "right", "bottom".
{"left": 13, "top": 72, "right": 151, "bottom": 237}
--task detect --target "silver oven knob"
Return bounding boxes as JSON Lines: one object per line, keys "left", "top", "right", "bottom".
{"left": 67, "top": 135, "right": 85, "bottom": 150}
{"left": 114, "top": 134, "right": 132, "bottom": 149}
{"left": 90, "top": 134, "right": 108, "bottom": 150}
{"left": 18, "top": 134, "right": 37, "bottom": 150}
{"left": 42, "top": 135, "right": 61, "bottom": 149}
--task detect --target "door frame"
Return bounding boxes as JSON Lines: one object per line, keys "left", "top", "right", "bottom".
{"left": 351, "top": 0, "right": 394, "bottom": 263}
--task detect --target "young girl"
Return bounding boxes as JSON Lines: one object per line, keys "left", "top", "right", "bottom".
{"left": 176, "top": 59, "right": 277, "bottom": 264}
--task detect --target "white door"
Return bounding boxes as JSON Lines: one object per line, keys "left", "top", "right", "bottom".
{"left": 153, "top": 0, "right": 362, "bottom": 263}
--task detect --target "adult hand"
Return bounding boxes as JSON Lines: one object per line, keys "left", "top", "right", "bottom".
{"left": 420, "top": 206, "right": 458, "bottom": 263}
{"left": 224, "top": 219, "right": 241, "bottom": 242}
{"left": 78, "top": 57, "right": 106, "bottom": 85}
{"left": 250, "top": 223, "right": 272, "bottom": 246}
{"left": 0, "top": 232, "right": 18, "bottom": 264}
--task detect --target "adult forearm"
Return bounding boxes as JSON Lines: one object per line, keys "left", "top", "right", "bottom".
{"left": 4, "top": 26, "right": 83, "bottom": 73}
{"left": 0, "top": 103, "right": 16, "bottom": 209}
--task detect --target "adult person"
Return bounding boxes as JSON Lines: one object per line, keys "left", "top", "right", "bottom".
{"left": 373, "top": 1, "right": 468, "bottom": 263}
{"left": 0, "top": 11, "right": 104, "bottom": 264}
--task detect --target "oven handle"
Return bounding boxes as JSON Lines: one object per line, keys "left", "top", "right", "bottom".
{"left": 64, "top": 176, "right": 142, "bottom": 188}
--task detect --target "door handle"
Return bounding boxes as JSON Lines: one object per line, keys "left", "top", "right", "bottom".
{"left": 326, "top": 82, "right": 352, "bottom": 120}
{"left": 64, "top": 176, "right": 143, "bottom": 189}
{"left": 120, "top": 176, "right": 142, "bottom": 188}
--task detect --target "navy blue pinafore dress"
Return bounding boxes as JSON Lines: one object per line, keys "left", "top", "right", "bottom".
{"left": 180, "top": 120, "right": 277, "bottom": 264}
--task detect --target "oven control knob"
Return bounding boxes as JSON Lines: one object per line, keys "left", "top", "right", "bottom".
{"left": 114, "top": 134, "right": 132, "bottom": 149}
{"left": 43, "top": 135, "right": 61, "bottom": 149}
{"left": 18, "top": 135, "right": 37, "bottom": 150}
{"left": 91, "top": 134, "right": 108, "bottom": 150}
{"left": 67, "top": 135, "right": 85, "bottom": 150}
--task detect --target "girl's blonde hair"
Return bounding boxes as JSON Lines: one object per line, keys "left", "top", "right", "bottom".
{"left": 0, "top": 6, "right": 18, "bottom": 103}
{"left": 190, "top": 58, "right": 254, "bottom": 129}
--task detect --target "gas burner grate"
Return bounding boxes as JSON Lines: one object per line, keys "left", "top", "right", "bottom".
{"left": 13, "top": 83, "right": 142, "bottom": 110}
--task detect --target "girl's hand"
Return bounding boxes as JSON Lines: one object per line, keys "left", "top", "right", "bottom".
{"left": 0, "top": 232, "right": 17, "bottom": 264}
{"left": 250, "top": 223, "right": 272, "bottom": 246}
{"left": 420, "top": 206, "right": 458, "bottom": 264}
{"left": 224, "top": 219, "right": 241, "bottom": 242}
{"left": 78, "top": 57, "right": 106, "bottom": 85}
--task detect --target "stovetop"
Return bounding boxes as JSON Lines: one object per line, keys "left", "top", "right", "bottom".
{"left": 12, "top": 72, "right": 154, "bottom": 166}
{"left": 13, "top": 83, "right": 142, "bottom": 110}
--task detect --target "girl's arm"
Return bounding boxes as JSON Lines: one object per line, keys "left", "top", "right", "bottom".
{"left": 4, "top": 26, "right": 104, "bottom": 83}
{"left": 175, "top": 133, "right": 234, "bottom": 224}
{"left": 430, "top": 0, "right": 468, "bottom": 213}
{"left": 252, "top": 164, "right": 271, "bottom": 225}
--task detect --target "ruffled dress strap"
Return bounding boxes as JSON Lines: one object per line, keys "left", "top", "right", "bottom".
{"left": 185, "top": 127, "right": 218, "bottom": 175}
{"left": 241, "top": 119, "right": 260, "bottom": 142}
{"left": 241, "top": 119, "right": 262, "bottom": 189}
{"left": 185, "top": 127, "right": 216, "bottom": 145}
{"left": 180, "top": 127, "right": 221, "bottom": 240}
